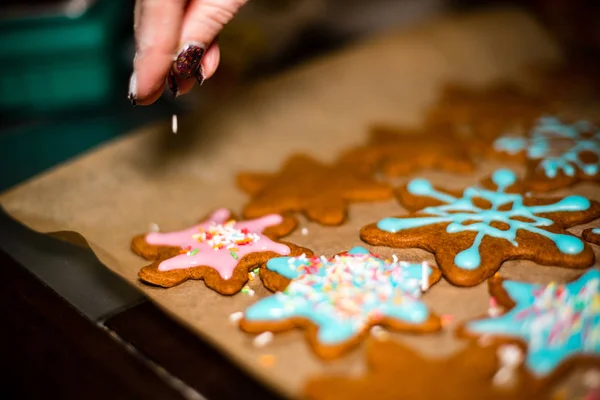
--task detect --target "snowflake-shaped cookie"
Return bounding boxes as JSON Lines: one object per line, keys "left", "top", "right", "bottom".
{"left": 240, "top": 246, "right": 442, "bottom": 359}
{"left": 493, "top": 116, "right": 600, "bottom": 191}
{"left": 361, "top": 169, "right": 600, "bottom": 287}
{"left": 464, "top": 270, "right": 600, "bottom": 379}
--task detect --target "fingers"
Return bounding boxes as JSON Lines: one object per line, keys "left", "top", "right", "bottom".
{"left": 131, "top": 0, "right": 186, "bottom": 105}
{"left": 175, "top": 0, "right": 245, "bottom": 80}
{"left": 181, "top": 0, "right": 247, "bottom": 48}
{"left": 131, "top": 0, "right": 246, "bottom": 105}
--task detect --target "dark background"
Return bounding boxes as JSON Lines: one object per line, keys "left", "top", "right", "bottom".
{"left": 0, "top": 0, "right": 598, "bottom": 191}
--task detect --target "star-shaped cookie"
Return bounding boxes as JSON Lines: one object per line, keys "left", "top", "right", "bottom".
{"left": 237, "top": 154, "right": 393, "bottom": 226}
{"left": 131, "top": 208, "right": 311, "bottom": 294}
{"left": 462, "top": 270, "right": 600, "bottom": 381}
{"left": 239, "top": 246, "right": 442, "bottom": 359}
{"left": 492, "top": 116, "right": 600, "bottom": 192}
{"left": 304, "top": 339, "right": 551, "bottom": 400}
{"left": 336, "top": 125, "right": 475, "bottom": 177}
{"left": 361, "top": 169, "right": 600, "bottom": 287}
{"left": 426, "top": 83, "right": 550, "bottom": 141}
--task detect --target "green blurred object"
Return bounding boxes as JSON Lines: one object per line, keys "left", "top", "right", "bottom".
{"left": 0, "top": 0, "right": 131, "bottom": 117}
{"left": 0, "top": 0, "right": 182, "bottom": 192}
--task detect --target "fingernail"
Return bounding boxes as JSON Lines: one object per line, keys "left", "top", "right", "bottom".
{"left": 167, "top": 71, "right": 179, "bottom": 97}
{"left": 173, "top": 43, "right": 205, "bottom": 79}
{"left": 196, "top": 64, "right": 205, "bottom": 86}
{"left": 128, "top": 71, "right": 137, "bottom": 106}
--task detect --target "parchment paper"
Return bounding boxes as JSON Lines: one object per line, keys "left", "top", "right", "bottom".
{"left": 2, "top": 7, "right": 598, "bottom": 398}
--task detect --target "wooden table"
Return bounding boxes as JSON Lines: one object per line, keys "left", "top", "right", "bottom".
{"left": 1, "top": 249, "right": 283, "bottom": 400}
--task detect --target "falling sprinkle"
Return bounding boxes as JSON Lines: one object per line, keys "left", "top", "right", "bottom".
{"left": 189, "top": 249, "right": 199, "bottom": 256}
{"left": 253, "top": 331, "right": 274, "bottom": 348}
{"left": 230, "top": 251, "right": 238, "bottom": 259}
{"left": 301, "top": 227, "right": 309, "bottom": 236}
{"left": 172, "top": 114, "right": 178, "bottom": 134}
{"left": 258, "top": 354, "right": 276, "bottom": 368}
{"left": 253, "top": 268, "right": 259, "bottom": 274}
{"left": 148, "top": 222, "right": 160, "bottom": 232}
{"left": 229, "top": 311, "right": 243, "bottom": 324}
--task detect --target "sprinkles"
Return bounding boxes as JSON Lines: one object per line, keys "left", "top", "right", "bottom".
{"left": 244, "top": 247, "right": 437, "bottom": 345}
{"left": 183, "top": 219, "right": 262, "bottom": 259}
{"left": 467, "top": 270, "right": 600, "bottom": 377}
{"left": 241, "top": 285, "right": 255, "bottom": 296}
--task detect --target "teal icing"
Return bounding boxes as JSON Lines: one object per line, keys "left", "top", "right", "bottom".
{"left": 466, "top": 270, "right": 600, "bottom": 377}
{"left": 493, "top": 116, "right": 600, "bottom": 178}
{"left": 593, "top": 228, "right": 600, "bottom": 235}
{"left": 493, "top": 137, "right": 527, "bottom": 155}
{"left": 377, "top": 169, "right": 589, "bottom": 270}
{"left": 246, "top": 247, "right": 435, "bottom": 345}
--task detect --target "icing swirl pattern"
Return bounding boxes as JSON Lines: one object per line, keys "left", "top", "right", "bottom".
{"left": 378, "top": 169, "right": 589, "bottom": 271}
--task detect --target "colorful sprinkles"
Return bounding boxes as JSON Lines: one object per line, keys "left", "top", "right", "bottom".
{"left": 175, "top": 219, "right": 262, "bottom": 259}
{"left": 244, "top": 246, "right": 438, "bottom": 345}
{"left": 467, "top": 270, "right": 600, "bottom": 377}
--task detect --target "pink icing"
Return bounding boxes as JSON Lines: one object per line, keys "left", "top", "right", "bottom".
{"left": 145, "top": 208, "right": 290, "bottom": 279}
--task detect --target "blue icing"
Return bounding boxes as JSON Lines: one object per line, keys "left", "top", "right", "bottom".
{"left": 593, "top": 228, "right": 600, "bottom": 235}
{"left": 347, "top": 246, "right": 370, "bottom": 255}
{"left": 494, "top": 116, "right": 600, "bottom": 178}
{"left": 246, "top": 247, "right": 435, "bottom": 345}
{"left": 467, "top": 270, "right": 600, "bottom": 377}
{"left": 492, "top": 168, "right": 517, "bottom": 190}
{"left": 377, "top": 169, "right": 589, "bottom": 270}
{"left": 493, "top": 137, "right": 527, "bottom": 155}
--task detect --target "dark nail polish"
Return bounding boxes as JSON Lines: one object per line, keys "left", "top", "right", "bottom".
{"left": 173, "top": 44, "right": 205, "bottom": 79}
{"left": 128, "top": 92, "right": 137, "bottom": 106}
{"left": 167, "top": 72, "right": 179, "bottom": 97}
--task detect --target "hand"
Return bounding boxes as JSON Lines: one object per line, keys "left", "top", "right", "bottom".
{"left": 129, "top": 0, "right": 248, "bottom": 105}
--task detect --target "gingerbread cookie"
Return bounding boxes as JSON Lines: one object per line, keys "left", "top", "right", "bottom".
{"left": 361, "top": 169, "right": 600, "bottom": 287}
{"left": 583, "top": 228, "right": 600, "bottom": 246}
{"left": 304, "top": 339, "right": 550, "bottom": 400}
{"left": 426, "top": 83, "right": 549, "bottom": 141}
{"left": 131, "top": 208, "right": 309, "bottom": 294}
{"left": 492, "top": 116, "right": 600, "bottom": 192}
{"left": 239, "top": 246, "right": 442, "bottom": 359}
{"left": 237, "top": 154, "right": 393, "bottom": 226}
{"left": 336, "top": 124, "right": 475, "bottom": 177}
{"left": 461, "top": 270, "right": 600, "bottom": 384}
